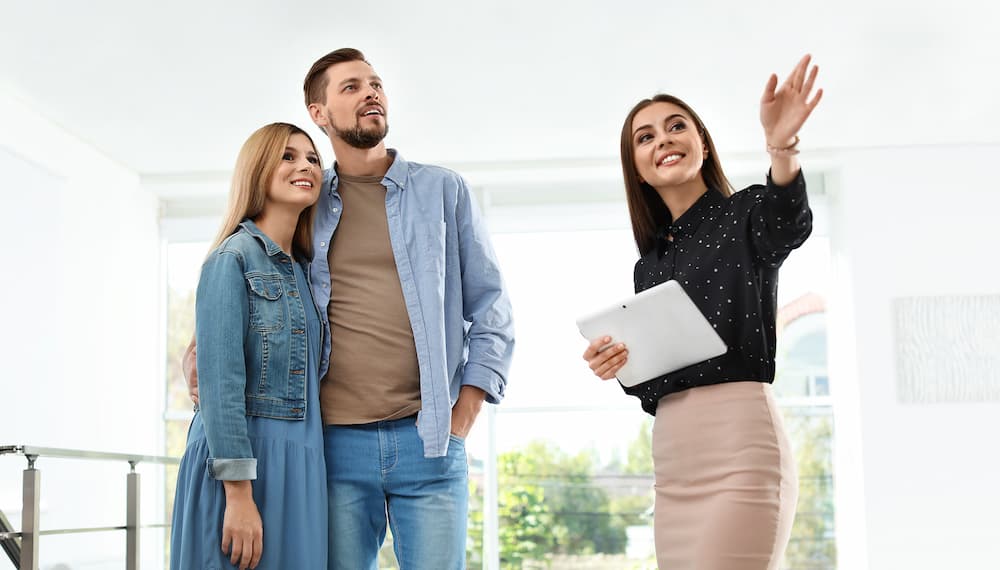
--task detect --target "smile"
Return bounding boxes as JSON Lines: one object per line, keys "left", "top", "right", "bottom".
{"left": 658, "top": 153, "right": 683, "bottom": 167}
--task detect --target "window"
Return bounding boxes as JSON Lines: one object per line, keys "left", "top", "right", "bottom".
{"left": 476, "top": 227, "right": 656, "bottom": 568}
{"left": 473, "top": 184, "right": 837, "bottom": 569}
{"left": 162, "top": 240, "right": 209, "bottom": 564}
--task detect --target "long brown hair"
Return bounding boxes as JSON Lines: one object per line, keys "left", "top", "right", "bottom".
{"left": 620, "top": 94, "right": 734, "bottom": 255}
{"left": 209, "top": 122, "right": 322, "bottom": 259}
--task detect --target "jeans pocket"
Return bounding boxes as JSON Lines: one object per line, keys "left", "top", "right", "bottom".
{"left": 447, "top": 434, "right": 469, "bottom": 475}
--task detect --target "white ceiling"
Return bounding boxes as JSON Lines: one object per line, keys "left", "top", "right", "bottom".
{"left": 2, "top": 0, "right": 998, "bottom": 179}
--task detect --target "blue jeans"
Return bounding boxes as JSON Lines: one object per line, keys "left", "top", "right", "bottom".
{"left": 324, "top": 416, "right": 469, "bottom": 570}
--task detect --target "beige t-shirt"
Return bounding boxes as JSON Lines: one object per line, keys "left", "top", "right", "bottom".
{"left": 320, "top": 173, "right": 422, "bottom": 425}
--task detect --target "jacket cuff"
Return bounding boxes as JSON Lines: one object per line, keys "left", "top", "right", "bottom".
{"left": 207, "top": 457, "right": 257, "bottom": 481}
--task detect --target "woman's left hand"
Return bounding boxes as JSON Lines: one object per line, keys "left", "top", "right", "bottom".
{"left": 760, "top": 54, "right": 823, "bottom": 147}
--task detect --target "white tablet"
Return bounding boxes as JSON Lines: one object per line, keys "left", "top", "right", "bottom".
{"left": 576, "top": 280, "right": 727, "bottom": 387}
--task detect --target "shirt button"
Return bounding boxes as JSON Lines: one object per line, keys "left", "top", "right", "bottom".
{"left": 332, "top": 207, "right": 340, "bottom": 213}
{"left": 320, "top": 242, "right": 326, "bottom": 247}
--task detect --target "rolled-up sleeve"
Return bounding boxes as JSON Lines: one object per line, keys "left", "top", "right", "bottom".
{"left": 455, "top": 178, "right": 515, "bottom": 404}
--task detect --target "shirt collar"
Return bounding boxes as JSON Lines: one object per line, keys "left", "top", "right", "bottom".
{"left": 324, "top": 148, "right": 409, "bottom": 194}
{"left": 657, "top": 188, "right": 725, "bottom": 243}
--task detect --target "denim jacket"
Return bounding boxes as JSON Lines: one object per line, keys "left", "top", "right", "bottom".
{"left": 195, "top": 219, "right": 327, "bottom": 480}
{"left": 311, "top": 150, "right": 515, "bottom": 458}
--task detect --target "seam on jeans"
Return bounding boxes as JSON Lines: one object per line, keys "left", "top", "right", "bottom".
{"left": 385, "top": 422, "right": 399, "bottom": 475}
{"left": 379, "top": 421, "right": 399, "bottom": 478}
{"left": 378, "top": 422, "right": 387, "bottom": 478}
{"left": 386, "top": 499, "right": 406, "bottom": 567}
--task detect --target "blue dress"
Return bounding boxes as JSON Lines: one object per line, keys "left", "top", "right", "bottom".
{"left": 171, "top": 262, "right": 327, "bottom": 568}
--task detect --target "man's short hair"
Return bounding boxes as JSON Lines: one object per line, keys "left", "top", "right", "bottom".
{"left": 303, "top": 48, "right": 369, "bottom": 107}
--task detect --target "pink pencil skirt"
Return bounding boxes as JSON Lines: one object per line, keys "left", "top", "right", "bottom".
{"left": 652, "top": 381, "right": 798, "bottom": 570}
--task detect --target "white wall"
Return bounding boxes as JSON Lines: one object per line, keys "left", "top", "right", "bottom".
{"left": 0, "top": 89, "right": 165, "bottom": 568}
{"left": 828, "top": 143, "right": 1000, "bottom": 569}
{"left": 2, "top": 72, "right": 999, "bottom": 569}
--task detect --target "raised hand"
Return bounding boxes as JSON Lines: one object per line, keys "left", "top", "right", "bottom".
{"left": 760, "top": 54, "right": 823, "bottom": 148}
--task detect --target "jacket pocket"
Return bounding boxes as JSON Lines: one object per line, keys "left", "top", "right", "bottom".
{"left": 246, "top": 273, "right": 287, "bottom": 332}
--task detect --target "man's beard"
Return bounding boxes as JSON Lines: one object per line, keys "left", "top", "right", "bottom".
{"left": 329, "top": 116, "right": 388, "bottom": 150}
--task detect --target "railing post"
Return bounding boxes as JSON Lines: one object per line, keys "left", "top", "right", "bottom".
{"left": 21, "top": 455, "right": 40, "bottom": 570}
{"left": 126, "top": 461, "right": 140, "bottom": 570}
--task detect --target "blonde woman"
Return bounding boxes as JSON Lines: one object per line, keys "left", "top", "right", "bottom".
{"left": 171, "top": 123, "right": 327, "bottom": 569}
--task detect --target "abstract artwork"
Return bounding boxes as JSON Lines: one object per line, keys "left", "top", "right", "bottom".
{"left": 894, "top": 295, "right": 1000, "bottom": 403}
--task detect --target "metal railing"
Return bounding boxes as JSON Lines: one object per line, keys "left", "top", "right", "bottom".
{"left": 0, "top": 444, "right": 180, "bottom": 570}
{"left": 0, "top": 508, "right": 19, "bottom": 565}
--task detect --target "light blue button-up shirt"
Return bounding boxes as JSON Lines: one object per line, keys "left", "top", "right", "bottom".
{"left": 310, "top": 150, "right": 514, "bottom": 457}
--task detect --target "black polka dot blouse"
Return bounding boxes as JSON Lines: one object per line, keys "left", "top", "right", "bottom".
{"left": 626, "top": 170, "right": 811, "bottom": 415}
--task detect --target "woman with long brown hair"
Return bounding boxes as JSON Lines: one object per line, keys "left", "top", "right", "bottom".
{"left": 171, "top": 123, "right": 328, "bottom": 569}
{"left": 583, "top": 55, "right": 822, "bottom": 569}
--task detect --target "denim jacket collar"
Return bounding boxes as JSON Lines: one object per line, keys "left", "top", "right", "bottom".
{"left": 238, "top": 218, "right": 286, "bottom": 258}
{"left": 324, "top": 148, "right": 410, "bottom": 194}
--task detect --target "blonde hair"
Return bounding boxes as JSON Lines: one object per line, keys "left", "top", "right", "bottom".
{"left": 210, "top": 122, "right": 322, "bottom": 259}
